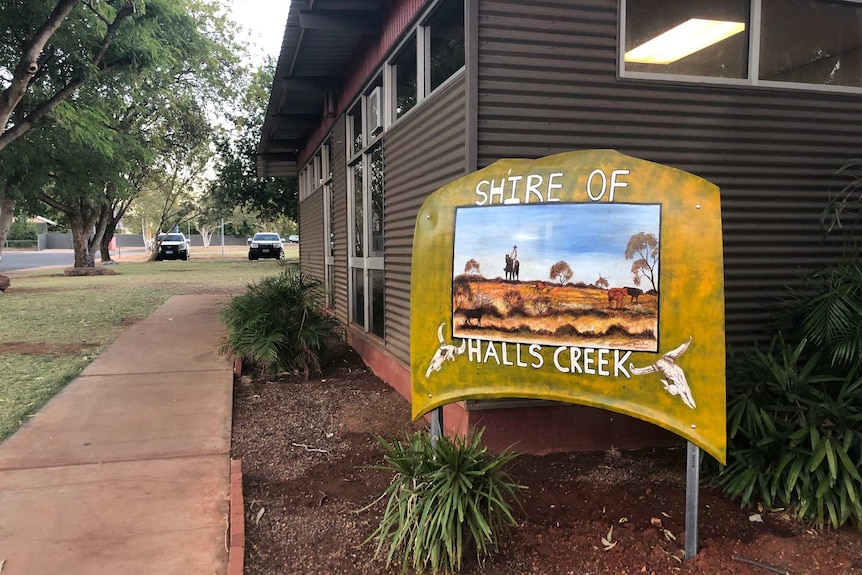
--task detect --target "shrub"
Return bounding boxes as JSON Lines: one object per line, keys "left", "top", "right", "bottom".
{"left": 8, "top": 219, "right": 37, "bottom": 241}
{"left": 219, "top": 264, "right": 343, "bottom": 376}
{"left": 714, "top": 335, "right": 862, "bottom": 528}
{"left": 367, "top": 429, "right": 524, "bottom": 573}
{"left": 771, "top": 254, "right": 862, "bottom": 371}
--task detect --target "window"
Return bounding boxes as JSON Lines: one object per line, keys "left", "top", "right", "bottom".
{"left": 321, "top": 139, "right": 335, "bottom": 310}
{"left": 347, "top": 92, "right": 385, "bottom": 338}
{"left": 385, "top": 0, "right": 465, "bottom": 128}
{"left": 621, "top": 0, "right": 862, "bottom": 92}
{"left": 624, "top": 0, "right": 749, "bottom": 79}
{"left": 427, "top": 0, "right": 465, "bottom": 92}
{"left": 760, "top": 0, "right": 862, "bottom": 87}
{"left": 391, "top": 35, "right": 418, "bottom": 119}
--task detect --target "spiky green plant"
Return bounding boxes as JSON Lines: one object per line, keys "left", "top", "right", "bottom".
{"left": 366, "top": 429, "right": 524, "bottom": 573}
{"left": 219, "top": 264, "right": 343, "bottom": 376}
{"left": 771, "top": 254, "right": 862, "bottom": 371}
{"left": 715, "top": 335, "right": 862, "bottom": 529}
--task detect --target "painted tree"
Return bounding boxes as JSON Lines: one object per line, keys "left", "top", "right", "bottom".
{"left": 464, "top": 258, "right": 480, "bottom": 275}
{"left": 625, "top": 232, "right": 659, "bottom": 293}
{"left": 549, "top": 260, "right": 573, "bottom": 285}
{"left": 453, "top": 279, "right": 473, "bottom": 311}
{"left": 596, "top": 274, "right": 609, "bottom": 289}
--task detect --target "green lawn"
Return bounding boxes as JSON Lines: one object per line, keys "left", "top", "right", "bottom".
{"left": 0, "top": 256, "right": 289, "bottom": 441}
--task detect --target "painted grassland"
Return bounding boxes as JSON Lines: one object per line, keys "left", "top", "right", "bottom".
{"left": 452, "top": 277, "right": 657, "bottom": 351}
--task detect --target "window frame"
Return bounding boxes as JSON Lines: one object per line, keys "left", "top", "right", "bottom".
{"left": 346, "top": 90, "right": 385, "bottom": 337}
{"left": 385, "top": 0, "right": 465, "bottom": 131}
{"left": 619, "top": 0, "right": 862, "bottom": 95}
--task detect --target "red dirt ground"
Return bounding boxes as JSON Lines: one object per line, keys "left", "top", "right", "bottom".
{"left": 230, "top": 345, "right": 862, "bottom": 574}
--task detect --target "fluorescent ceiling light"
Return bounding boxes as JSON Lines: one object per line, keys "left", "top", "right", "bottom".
{"left": 625, "top": 19, "right": 746, "bottom": 65}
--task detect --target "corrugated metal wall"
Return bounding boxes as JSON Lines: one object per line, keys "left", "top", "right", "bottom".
{"left": 299, "top": 189, "right": 325, "bottom": 281}
{"left": 331, "top": 117, "right": 350, "bottom": 325}
{"left": 477, "top": 0, "right": 862, "bottom": 348}
{"left": 298, "top": 117, "right": 350, "bottom": 325}
{"left": 383, "top": 76, "right": 469, "bottom": 364}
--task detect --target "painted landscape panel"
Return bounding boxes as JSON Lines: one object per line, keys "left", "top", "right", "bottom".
{"left": 452, "top": 203, "right": 661, "bottom": 352}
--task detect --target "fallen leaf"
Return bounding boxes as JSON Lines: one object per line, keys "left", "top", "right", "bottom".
{"left": 749, "top": 513, "right": 764, "bottom": 523}
{"left": 255, "top": 507, "right": 265, "bottom": 524}
{"left": 618, "top": 517, "right": 628, "bottom": 523}
{"left": 650, "top": 517, "right": 663, "bottom": 528}
{"left": 660, "top": 511, "right": 671, "bottom": 518}
{"left": 663, "top": 528, "right": 676, "bottom": 541}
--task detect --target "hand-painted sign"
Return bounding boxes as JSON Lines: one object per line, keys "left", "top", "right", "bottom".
{"left": 410, "top": 150, "right": 726, "bottom": 463}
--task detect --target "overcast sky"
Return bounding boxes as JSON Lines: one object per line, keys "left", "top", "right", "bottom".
{"left": 227, "top": 0, "right": 291, "bottom": 62}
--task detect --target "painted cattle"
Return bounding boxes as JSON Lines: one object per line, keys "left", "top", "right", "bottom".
{"left": 607, "top": 287, "right": 626, "bottom": 309}
{"left": 625, "top": 287, "right": 643, "bottom": 303}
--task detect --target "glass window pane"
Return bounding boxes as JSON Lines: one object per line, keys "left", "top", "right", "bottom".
{"left": 429, "top": 0, "right": 465, "bottom": 91}
{"left": 352, "top": 267, "right": 365, "bottom": 327}
{"left": 394, "top": 36, "right": 417, "bottom": 117}
{"left": 624, "top": 0, "right": 749, "bottom": 79}
{"left": 760, "top": 0, "right": 862, "bottom": 88}
{"left": 370, "top": 269, "right": 385, "bottom": 339}
{"left": 352, "top": 161, "right": 364, "bottom": 257}
{"left": 351, "top": 107, "right": 363, "bottom": 155}
{"left": 370, "top": 145, "right": 384, "bottom": 257}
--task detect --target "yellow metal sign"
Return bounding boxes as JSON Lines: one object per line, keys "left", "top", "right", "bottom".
{"left": 410, "top": 150, "right": 726, "bottom": 463}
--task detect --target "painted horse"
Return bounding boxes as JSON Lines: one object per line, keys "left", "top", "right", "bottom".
{"left": 504, "top": 254, "right": 520, "bottom": 281}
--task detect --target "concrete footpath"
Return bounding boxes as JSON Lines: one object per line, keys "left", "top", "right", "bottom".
{"left": 0, "top": 295, "right": 233, "bottom": 574}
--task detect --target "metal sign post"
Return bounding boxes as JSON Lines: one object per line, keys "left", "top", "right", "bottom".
{"left": 684, "top": 441, "right": 700, "bottom": 559}
{"left": 430, "top": 407, "right": 444, "bottom": 445}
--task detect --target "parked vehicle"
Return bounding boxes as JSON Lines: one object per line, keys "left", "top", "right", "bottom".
{"left": 155, "top": 233, "right": 191, "bottom": 261}
{"left": 248, "top": 232, "right": 284, "bottom": 260}
{"left": 287, "top": 234, "right": 299, "bottom": 243}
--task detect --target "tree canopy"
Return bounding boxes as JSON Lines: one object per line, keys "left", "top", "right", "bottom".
{"left": 0, "top": 0, "right": 243, "bottom": 265}
{"left": 549, "top": 260, "right": 573, "bottom": 285}
{"left": 209, "top": 61, "right": 298, "bottom": 226}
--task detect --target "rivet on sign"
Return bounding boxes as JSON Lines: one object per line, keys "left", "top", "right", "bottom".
{"left": 428, "top": 394, "right": 433, "bottom": 398}
{"left": 691, "top": 424, "right": 697, "bottom": 429}
{"left": 696, "top": 204, "right": 702, "bottom": 209}
{"left": 426, "top": 214, "right": 431, "bottom": 219}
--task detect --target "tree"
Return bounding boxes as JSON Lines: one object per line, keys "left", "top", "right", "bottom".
{"left": 464, "top": 258, "right": 480, "bottom": 275}
{"left": 625, "top": 232, "right": 659, "bottom": 293}
{"left": 0, "top": 0, "right": 241, "bottom": 261}
{"left": 209, "top": 61, "right": 298, "bottom": 225}
{"left": 549, "top": 260, "right": 573, "bottom": 285}
{"left": 596, "top": 274, "right": 609, "bottom": 289}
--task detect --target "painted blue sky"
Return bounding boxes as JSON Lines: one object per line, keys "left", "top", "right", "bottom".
{"left": 453, "top": 203, "right": 661, "bottom": 288}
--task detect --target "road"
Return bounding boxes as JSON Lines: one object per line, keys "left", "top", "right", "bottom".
{"left": 0, "top": 248, "right": 146, "bottom": 273}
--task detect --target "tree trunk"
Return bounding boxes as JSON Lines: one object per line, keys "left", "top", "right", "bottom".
{"left": 69, "top": 207, "right": 99, "bottom": 268}
{"left": 100, "top": 229, "right": 114, "bottom": 262}
{"left": 71, "top": 223, "right": 94, "bottom": 267}
{"left": 0, "top": 186, "right": 15, "bottom": 261}
{"left": 89, "top": 203, "right": 110, "bottom": 262}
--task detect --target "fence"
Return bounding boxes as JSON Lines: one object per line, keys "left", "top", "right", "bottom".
{"left": 28, "top": 233, "right": 251, "bottom": 251}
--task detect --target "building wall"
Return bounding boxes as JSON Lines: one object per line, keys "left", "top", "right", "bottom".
{"left": 330, "top": 117, "right": 351, "bottom": 324}
{"left": 383, "top": 74, "right": 469, "bottom": 364}
{"left": 299, "top": 189, "right": 325, "bottom": 281}
{"left": 476, "top": 0, "right": 862, "bottom": 349}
